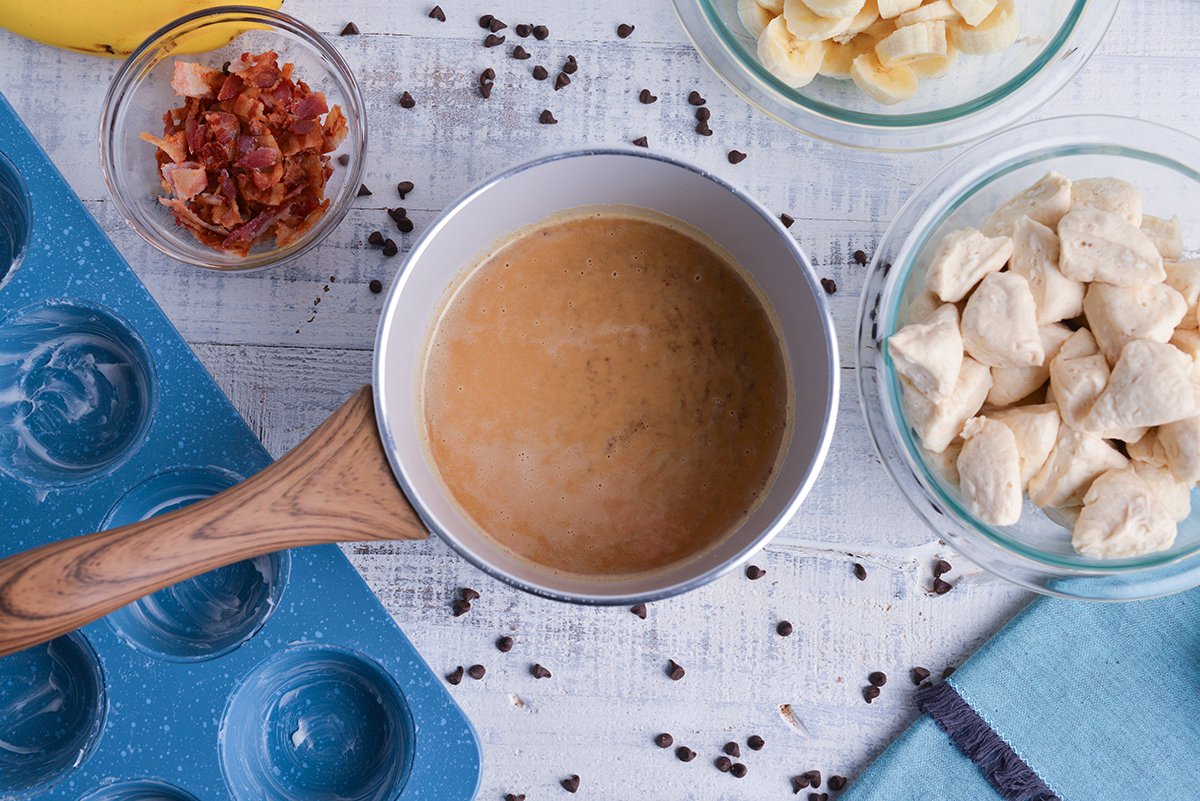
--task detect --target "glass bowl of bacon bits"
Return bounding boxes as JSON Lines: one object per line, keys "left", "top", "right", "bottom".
{"left": 100, "top": 6, "right": 366, "bottom": 271}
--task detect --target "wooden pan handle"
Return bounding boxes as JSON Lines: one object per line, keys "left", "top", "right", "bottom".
{"left": 0, "top": 385, "right": 426, "bottom": 657}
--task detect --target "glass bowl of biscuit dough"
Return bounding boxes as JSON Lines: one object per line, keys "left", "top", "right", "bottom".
{"left": 671, "top": 0, "right": 1119, "bottom": 151}
{"left": 857, "top": 115, "right": 1200, "bottom": 600}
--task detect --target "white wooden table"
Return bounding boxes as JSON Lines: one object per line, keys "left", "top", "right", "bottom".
{"left": 1, "top": 2, "right": 1194, "bottom": 797}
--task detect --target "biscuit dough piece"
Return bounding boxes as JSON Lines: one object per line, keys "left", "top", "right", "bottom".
{"left": 1082, "top": 281, "right": 1187, "bottom": 366}
{"left": 987, "top": 322, "right": 1072, "bottom": 407}
{"left": 925, "top": 437, "right": 963, "bottom": 488}
{"left": 888, "top": 303, "right": 963, "bottom": 401}
{"left": 989, "top": 403, "right": 1061, "bottom": 489}
{"left": 1073, "top": 468, "right": 1176, "bottom": 558}
{"left": 1127, "top": 428, "right": 1169, "bottom": 469}
{"left": 982, "top": 171, "right": 1073, "bottom": 239}
{"left": 1048, "top": 328, "right": 1109, "bottom": 430}
{"left": 1085, "top": 339, "right": 1199, "bottom": 435}
{"left": 1009, "top": 216, "right": 1085, "bottom": 325}
{"left": 1169, "top": 328, "right": 1200, "bottom": 369}
{"left": 961, "top": 272, "right": 1044, "bottom": 368}
{"left": 924, "top": 228, "right": 1014, "bottom": 303}
{"left": 1158, "top": 414, "right": 1200, "bottom": 484}
{"left": 1142, "top": 215, "right": 1184, "bottom": 261}
{"left": 957, "top": 417, "right": 1022, "bottom": 525}
{"left": 1028, "top": 425, "right": 1128, "bottom": 509}
{"left": 1131, "top": 460, "right": 1193, "bottom": 522}
{"left": 1058, "top": 207, "right": 1165, "bottom": 287}
{"left": 906, "top": 290, "right": 942, "bottom": 326}
{"left": 902, "top": 355, "right": 992, "bottom": 453}
{"left": 1164, "top": 259, "right": 1200, "bottom": 331}
{"left": 1069, "top": 177, "right": 1143, "bottom": 228}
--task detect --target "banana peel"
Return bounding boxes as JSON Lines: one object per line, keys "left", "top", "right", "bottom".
{"left": 0, "top": 0, "right": 284, "bottom": 58}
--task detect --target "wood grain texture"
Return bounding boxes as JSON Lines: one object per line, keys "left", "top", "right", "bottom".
{"left": 0, "top": 0, "right": 1194, "bottom": 797}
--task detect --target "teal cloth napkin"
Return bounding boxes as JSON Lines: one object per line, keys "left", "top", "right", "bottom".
{"left": 841, "top": 588, "right": 1200, "bottom": 801}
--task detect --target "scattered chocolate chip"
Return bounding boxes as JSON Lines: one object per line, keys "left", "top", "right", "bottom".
{"left": 728, "top": 150, "right": 747, "bottom": 165}
{"left": 676, "top": 746, "right": 696, "bottom": 762}
{"left": 688, "top": 90, "right": 706, "bottom": 105}
{"left": 715, "top": 756, "right": 732, "bottom": 772}
{"left": 829, "top": 776, "right": 847, "bottom": 791}
{"left": 489, "top": 18, "right": 507, "bottom": 32}
{"left": 368, "top": 231, "right": 384, "bottom": 246}
{"left": 479, "top": 83, "right": 493, "bottom": 99}
{"left": 337, "top": 153, "right": 350, "bottom": 166}
{"left": 515, "top": 23, "right": 532, "bottom": 37}
{"left": 561, "top": 775, "right": 580, "bottom": 793}
{"left": 912, "top": 667, "right": 931, "bottom": 684}
{"left": 452, "top": 599, "right": 471, "bottom": 616}
{"left": 638, "top": 89, "right": 658, "bottom": 104}
{"left": 746, "top": 565, "right": 766, "bottom": 580}
{"left": 695, "top": 120, "right": 713, "bottom": 136}
{"left": 853, "top": 249, "right": 868, "bottom": 266}
{"left": 533, "top": 663, "right": 552, "bottom": 679}
{"left": 513, "top": 45, "right": 530, "bottom": 59}
{"left": 447, "top": 666, "right": 464, "bottom": 685}
{"left": 563, "top": 55, "right": 578, "bottom": 74}
{"left": 730, "top": 763, "right": 747, "bottom": 778}
{"left": 369, "top": 279, "right": 383, "bottom": 294}
{"left": 863, "top": 685, "right": 880, "bottom": 703}
{"left": 933, "top": 578, "right": 953, "bottom": 595}
{"left": 920, "top": 681, "right": 932, "bottom": 689}
{"left": 397, "top": 181, "right": 415, "bottom": 199}
{"left": 497, "top": 635, "right": 514, "bottom": 652}
{"left": 617, "top": 23, "right": 635, "bottom": 38}
{"left": 821, "top": 277, "right": 837, "bottom": 294}
{"left": 468, "top": 664, "right": 486, "bottom": 680}
{"left": 943, "top": 665, "right": 957, "bottom": 678}
{"left": 555, "top": 72, "right": 571, "bottom": 90}
{"left": 382, "top": 239, "right": 398, "bottom": 257}
{"left": 780, "top": 213, "right": 795, "bottom": 228}
{"left": 533, "top": 65, "right": 549, "bottom": 80}
{"left": 792, "top": 774, "right": 811, "bottom": 793}
{"left": 462, "top": 588, "right": 480, "bottom": 601}
{"left": 696, "top": 106, "right": 711, "bottom": 121}
{"left": 340, "top": 22, "right": 360, "bottom": 35}
{"left": 484, "top": 34, "right": 506, "bottom": 47}
{"left": 429, "top": 6, "right": 446, "bottom": 22}
{"left": 804, "top": 770, "right": 822, "bottom": 789}
{"left": 933, "top": 559, "right": 952, "bottom": 577}
{"left": 480, "top": 67, "right": 496, "bottom": 83}
{"left": 667, "top": 659, "right": 686, "bottom": 681}
{"left": 777, "top": 620, "right": 793, "bottom": 637}
{"left": 631, "top": 603, "right": 648, "bottom": 618}
{"left": 357, "top": 184, "right": 372, "bottom": 197}
{"left": 853, "top": 563, "right": 867, "bottom": 581}
{"left": 723, "top": 741, "right": 740, "bottom": 757}
{"left": 654, "top": 732, "right": 674, "bottom": 748}
{"left": 399, "top": 91, "right": 416, "bottom": 108}
{"left": 478, "top": 14, "right": 494, "bottom": 28}
{"left": 505, "top": 795, "right": 525, "bottom": 801}
{"left": 747, "top": 735, "right": 765, "bottom": 751}
{"left": 632, "top": 136, "right": 649, "bottom": 148}
{"left": 221, "top": 60, "right": 231, "bottom": 75}
{"left": 533, "top": 25, "right": 549, "bottom": 40}
{"left": 539, "top": 109, "right": 557, "bottom": 124}
{"left": 397, "top": 217, "right": 415, "bottom": 234}
{"left": 388, "top": 206, "right": 408, "bottom": 222}
{"left": 808, "top": 794, "right": 829, "bottom": 801}
{"left": 868, "top": 671, "right": 887, "bottom": 687}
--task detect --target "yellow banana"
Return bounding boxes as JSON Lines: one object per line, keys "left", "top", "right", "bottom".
{"left": 0, "top": 0, "right": 283, "bottom": 59}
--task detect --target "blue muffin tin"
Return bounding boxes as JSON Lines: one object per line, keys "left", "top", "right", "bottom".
{"left": 0, "top": 91, "right": 481, "bottom": 801}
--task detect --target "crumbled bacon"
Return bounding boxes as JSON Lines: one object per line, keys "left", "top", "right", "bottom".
{"left": 142, "top": 50, "right": 346, "bottom": 255}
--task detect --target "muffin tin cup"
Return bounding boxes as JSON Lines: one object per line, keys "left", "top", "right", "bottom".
{"left": 0, "top": 149, "right": 31, "bottom": 292}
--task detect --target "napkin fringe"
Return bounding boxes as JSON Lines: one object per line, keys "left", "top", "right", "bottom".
{"left": 916, "top": 681, "right": 1059, "bottom": 801}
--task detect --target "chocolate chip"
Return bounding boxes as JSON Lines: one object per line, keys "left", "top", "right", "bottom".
{"left": 505, "top": 795, "right": 525, "bottom": 801}
{"left": 631, "top": 603, "right": 648, "bottom": 618}
{"left": 539, "top": 109, "right": 557, "bottom": 124}
{"left": 654, "top": 732, "right": 674, "bottom": 748}
{"left": 912, "top": 667, "right": 931, "bottom": 684}
{"left": 478, "top": 14, "right": 494, "bottom": 28}
{"left": 357, "top": 184, "right": 372, "bottom": 197}
{"left": 934, "top": 578, "right": 953, "bottom": 594}
{"left": 561, "top": 775, "right": 580, "bottom": 793}
{"left": 853, "top": 563, "right": 867, "bottom": 581}
{"left": 533, "top": 65, "right": 549, "bottom": 80}
{"left": 821, "top": 277, "right": 837, "bottom": 294}
{"left": 397, "top": 181, "right": 415, "bottom": 199}
{"left": 462, "top": 588, "right": 480, "bottom": 601}
{"left": 533, "top": 25, "right": 549, "bottom": 40}
{"left": 780, "top": 213, "right": 795, "bottom": 228}
{"left": 676, "top": 746, "right": 696, "bottom": 762}
{"left": 723, "top": 741, "right": 740, "bottom": 757}
{"left": 479, "top": 83, "right": 493, "bottom": 98}
{"left": 730, "top": 763, "right": 747, "bottom": 778}
{"left": 695, "top": 120, "right": 712, "bottom": 136}
{"left": 933, "top": 559, "right": 952, "bottom": 577}
{"left": 382, "top": 239, "right": 398, "bottom": 257}
{"left": 429, "top": 6, "right": 446, "bottom": 22}
{"left": 399, "top": 91, "right": 416, "bottom": 108}
{"left": 714, "top": 756, "right": 732, "bottom": 772}
{"left": 515, "top": 23, "right": 532, "bottom": 37}
{"left": 489, "top": 18, "right": 507, "bottom": 32}
{"left": 638, "top": 88, "right": 657, "bottom": 104}
{"left": 397, "top": 217, "right": 415, "bottom": 234}
{"left": 497, "top": 635, "right": 514, "bottom": 652}
{"left": 808, "top": 794, "right": 829, "bottom": 801}
{"left": 688, "top": 90, "right": 706, "bottom": 105}
{"left": 792, "top": 774, "right": 811, "bottom": 793}
{"left": 340, "top": 22, "right": 360, "bottom": 35}
{"left": 943, "top": 665, "right": 957, "bottom": 678}
{"left": 696, "top": 107, "right": 711, "bottom": 121}
{"left": 868, "top": 671, "right": 887, "bottom": 687}
{"left": 555, "top": 72, "right": 571, "bottom": 90}
{"left": 452, "top": 599, "right": 471, "bottom": 616}
{"left": 853, "top": 249, "right": 868, "bottom": 266}
{"left": 563, "top": 55, "right": 578, "bottom": 74}
{"left": 368, "top": 231, "right": 384, "bottom": 246}
{"left": 667, "top": 659, "right": 685, "bottom": 681}
{"left": 617, "top": 23, "right": 635, "bottom": 38}
{"left": 746, "top": 565, "right": 766, "bottom": 580}
{"left": 728, "top": 150, "right": 747, "bottom": 165}
{"left": 513, "top": 45, "right": 530, "bottom": 59}
{"left": 829, "top": 776, "right": 847, "bottom": 791}
{"left": 863, "top": 685, "right": 880, "bottom": 703}
{"left": 919, "top": 681, "right": 932, "bottom": 689}
{"left": 532, "top": 663, "right": 552, "bottom": 679}
{"left": 747, "top": 735, "right": 765, "bottom": 751}
{"left": 221, "top": 60, "right": 231, "bottom": 75}
{"left": 468, "top": 664, "right": 486, "bottom": 680}
{"left": 632, "top": 136, "right": 648, "bottom": 148}
{"left": 484, "top": 34, "right": 506, "bottom": 47}
{"left": 337, "top": 153, "right": 350, "bottom": 166}
{"left": 369, "top": 279, "right": 383, "bottom": 294}
{"left": 804, "top": 770, "right": 822, "bottom": 789}
{"left": 447, "top": 666, "right": 463, "bottom": 685}
{"left": 480, "top": 67, "right": 496, "bottom": 83}
{"left": 777, "top": 620, "right": 793, "bottom": 637}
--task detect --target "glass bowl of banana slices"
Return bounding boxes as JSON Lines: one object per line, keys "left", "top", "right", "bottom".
{"left": 858, "top": 115, "right": 1200, "bottom": 600}
{"left": 671, "top": 0, "right": 1119, "bottom": 151}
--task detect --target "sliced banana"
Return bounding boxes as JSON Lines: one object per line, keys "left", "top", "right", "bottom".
{"left": 759, "top": 15, "right": 826, "bottom": 87}
{"left": 782, "top": 0, "right": 855, "bottom": 40}
{"left": 758, "top": 0, "right": 787, "bottom": 11}
{"left": 949, "top": 0, "right": 1019, "bottom": 55}
{"left": 844, "top": 0, "right": 881, "bottom": 36}
{"left": 949, "top": 0, "right": 998, "bottom": 27}
{"left": 910, "top": 42, "right": 959, "bottom": 79}
{"left": 897, "top": 0, "right": 961, "bottom": 26}
{"left": 851, "top": 51, "right": 919, "bottom": 105}
{"left": 875, "top": 20, "right": 948, "bottom": 68}
{"left": 738, "top": 0, "right": 778, "bottom": 39}
{"left": 876, "top": 0, "right": 923, "bottom": 19}
{"left": 820, "top": 34, "right": 878, "bottom": 79}
{"left": 803, "top": 0, "right": 866, "bottom": 18}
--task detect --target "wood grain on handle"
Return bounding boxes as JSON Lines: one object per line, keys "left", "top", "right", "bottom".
{"left": 0, "top": 384, "right": 426, "bottom": 657}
